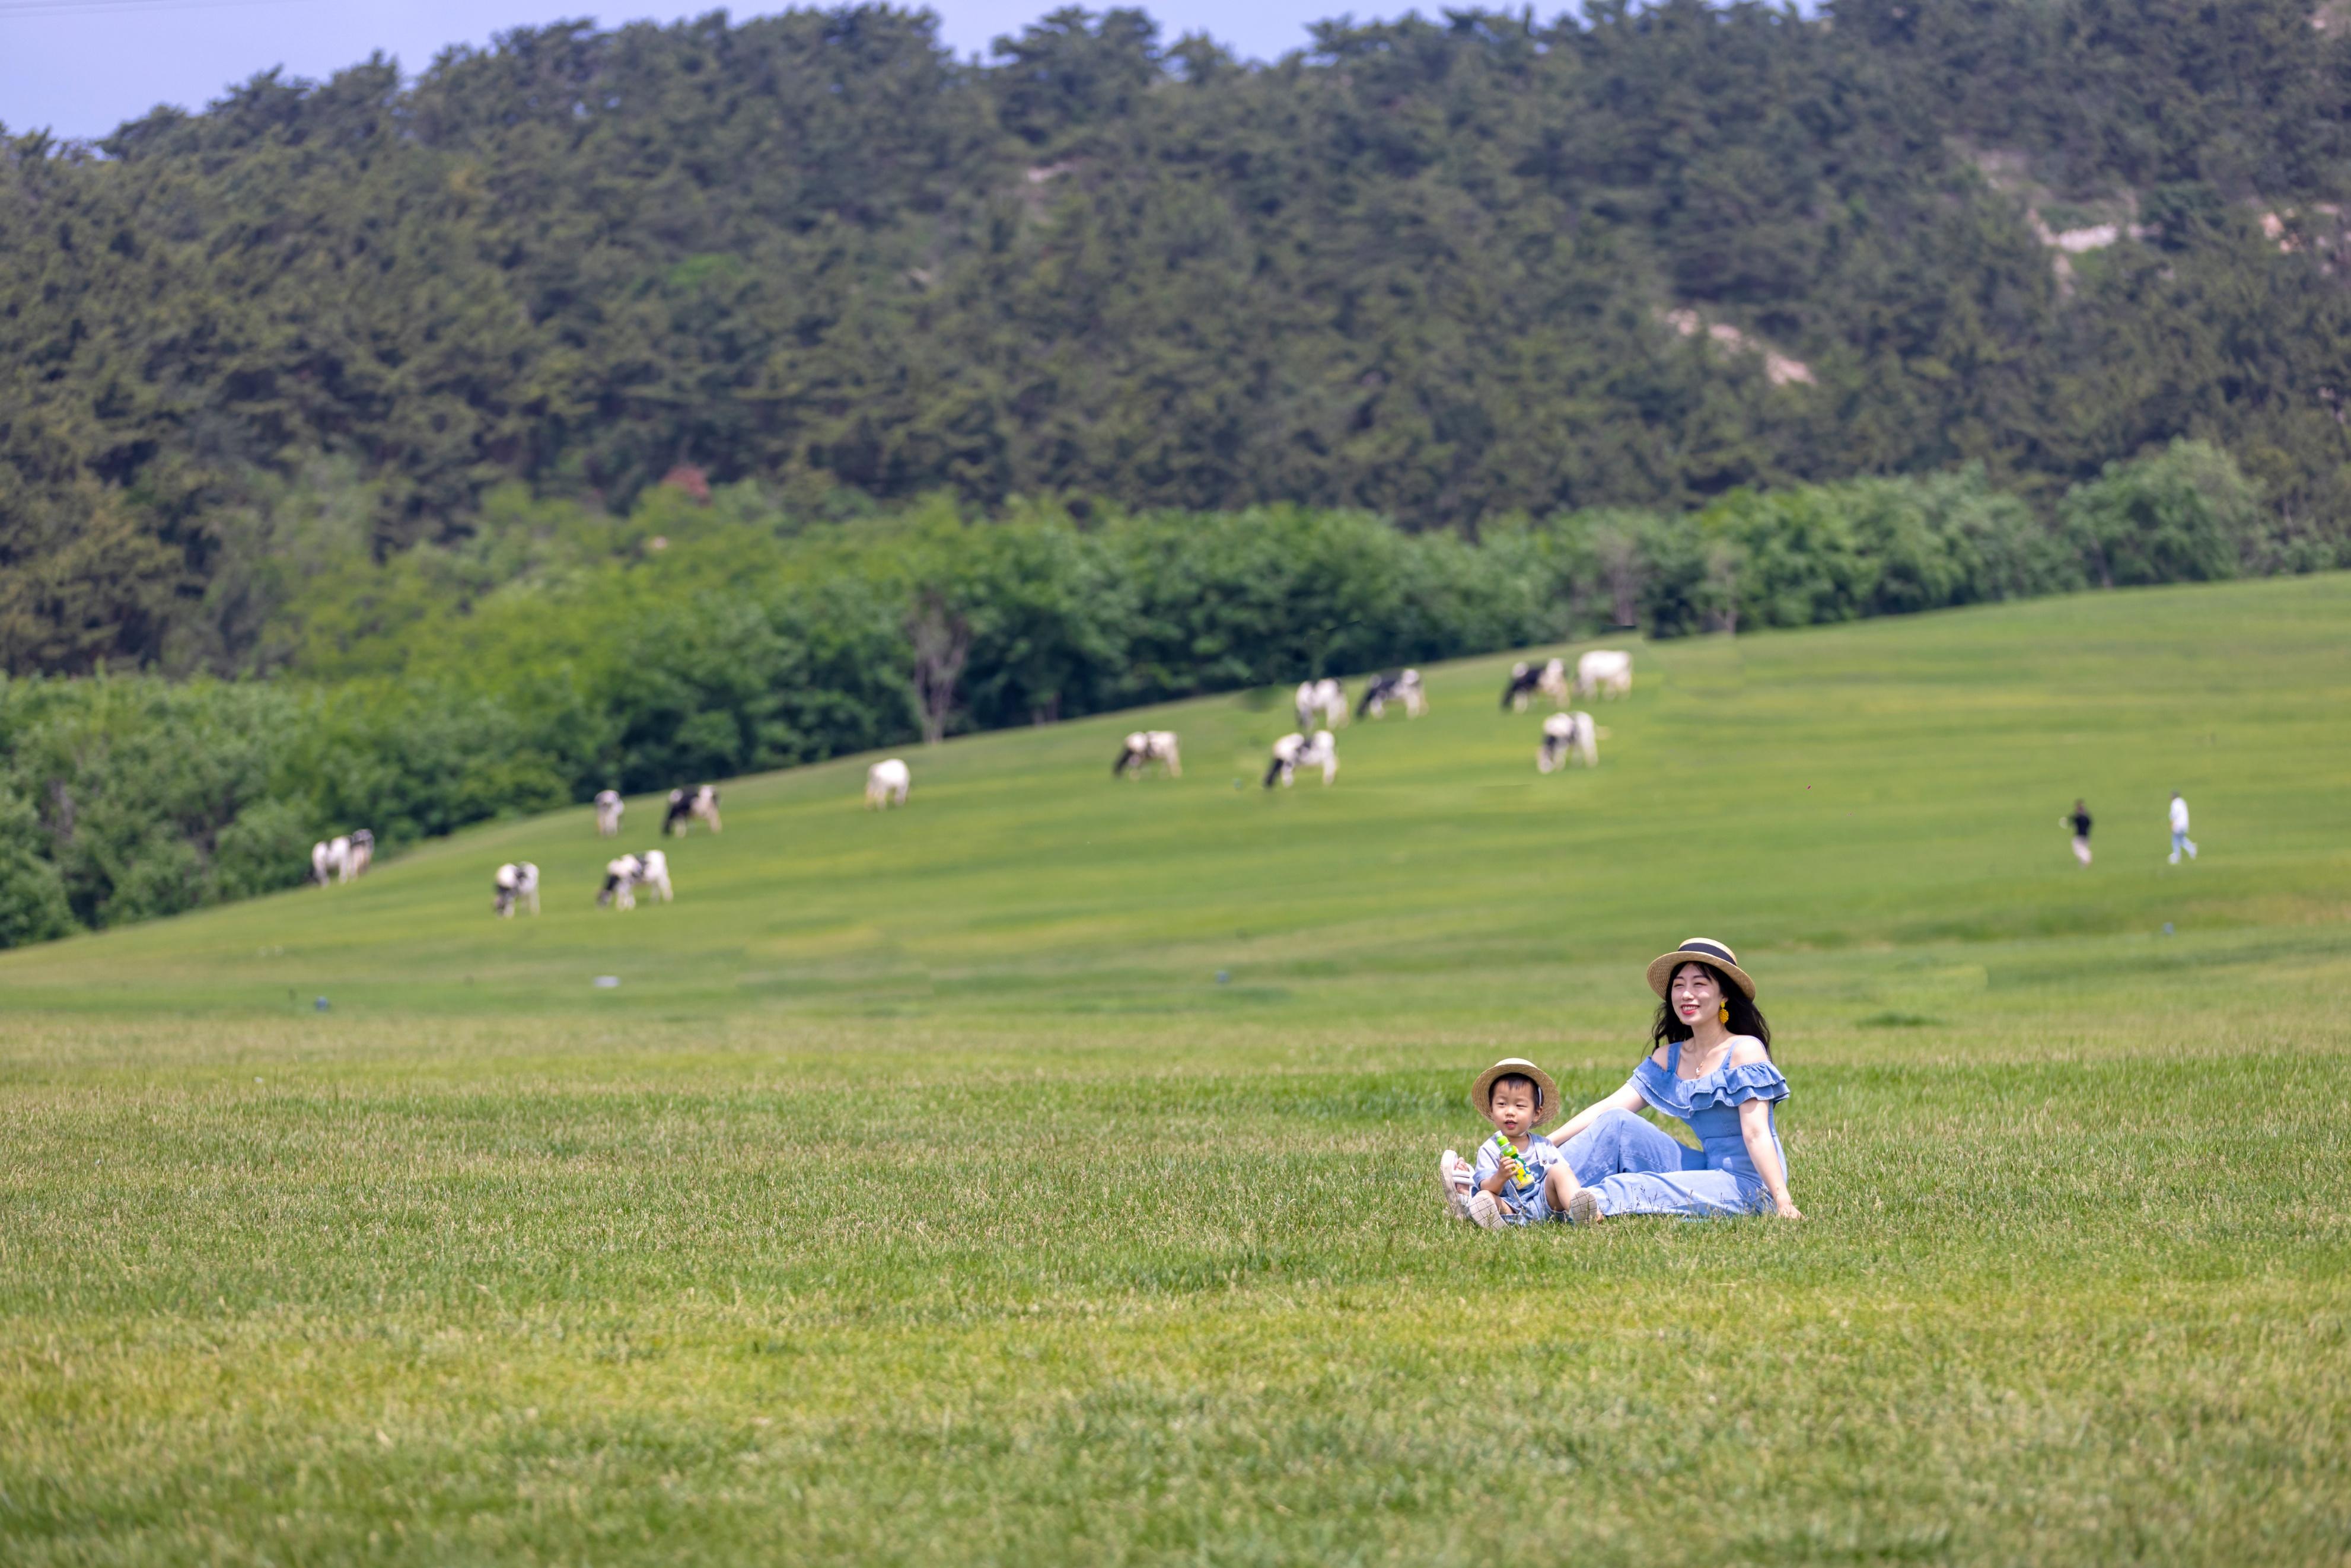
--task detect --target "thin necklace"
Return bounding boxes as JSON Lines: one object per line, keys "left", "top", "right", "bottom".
{"left": 1680, "top": 1036, "right": 1730, "bottom": 1078}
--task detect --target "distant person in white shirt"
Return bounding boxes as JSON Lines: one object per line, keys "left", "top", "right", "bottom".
{"left": 2168, "top": 792, "right": 2198, "bottom": 864}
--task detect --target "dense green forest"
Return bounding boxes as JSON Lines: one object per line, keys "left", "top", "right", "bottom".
{"left": 7, "top": 0, "right": 2351, "bottom": 675}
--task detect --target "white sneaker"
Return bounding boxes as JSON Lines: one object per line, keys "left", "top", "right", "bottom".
{"left": 1464, "top": 1191, "right": 1505, "bottom": 1230}
{"left": 1438, "top": 1149, "right": 1476, "bottom": 1220}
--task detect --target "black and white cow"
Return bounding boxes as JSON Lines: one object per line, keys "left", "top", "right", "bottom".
{"left": 309, "top": 831, "right": 377, "bottom": 885}
{"left": 664, "top": 785, "right": 721, "bottom": 836}
{"left": 1262, "top": 729, "right": 1338, "bottom": 788}
{"left": 1537, "top": 711, "right": 1598, "bottom": 772}
{"left": 1500, "top": 658, "right": 1568, "bottom": 712}
{"left": 634, "top": 849, "right": 673, "bottom": 903}
{"left": 492, "top": 861, "right": 541, "bottom": 917}
{"left": 1112, "top": 730, "right": 1182, "bottom": 778}
{"left": 1357, "top": 669, "right": 1426, "bottom": 719}
{"left": 594, "top": 789, "right": 625, "bottom": 837}
{"left": 597, "top": 854, "right": 640, "bottom": 910}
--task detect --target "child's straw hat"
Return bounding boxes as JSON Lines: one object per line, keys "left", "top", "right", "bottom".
{"left": 1470, "top": 1057, "right": 1560, "bottom": 1130}
{"left": 1645, "top": 936, "right": 1757, "bottom": 999}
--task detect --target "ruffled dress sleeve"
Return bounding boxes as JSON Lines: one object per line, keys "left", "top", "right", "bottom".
{"left": 1687, "top": 1059, "right": 1790, "bottom": 1110}
{"left": 1630, "top": 1058, "right": 1689, "bottom": 1119}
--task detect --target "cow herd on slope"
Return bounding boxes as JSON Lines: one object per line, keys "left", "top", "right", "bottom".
{"left": 1244, "top": 649, "right": 1631, "bottom": 792}
{"left": 301, "top": 649, "right": 1631, "bottom": 917}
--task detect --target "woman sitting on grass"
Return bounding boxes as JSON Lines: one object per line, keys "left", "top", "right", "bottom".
{"left": 1540, "top": 938, "right": 1801, "bottom": 1223}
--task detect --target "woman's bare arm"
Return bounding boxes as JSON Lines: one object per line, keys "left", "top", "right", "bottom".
{"left": 1736, "top": 1095, "right": 1800, "bottom": 1219}
{"left": 1548, "top": 1079, "right": 1648, "bottom": 1145}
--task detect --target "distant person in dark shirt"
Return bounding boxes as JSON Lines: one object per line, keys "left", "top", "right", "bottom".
{"left": 2063, "top": 799, "right": 2093, "bottom": 867}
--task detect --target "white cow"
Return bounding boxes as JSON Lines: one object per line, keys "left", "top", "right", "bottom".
{"left": 635, "top": 848, "right": 673, "bottom": 904}
{"left": 1357, "top": 668, "right": 1426, "bottom": 720}
{"left": 597, "top": 854, "right": 644, "bottom": 910}
{"left": 664, "top": 785, "right": 721, "bottom": 836}
{"left": 1263, "top": 729, "right": 1339, "bottom": 788}
{"left": 594, "top": 789, "right": 625, "bottom": 837}
{"left": 1113, "top": 730, "right": 1182, "bottom": 779}
{"left": 865, "top": 758, "right": 912, "bottom": 808}
{"left": 1538, "top": 711, "right": 1598, "bottom": 773}
{"left": 324, "top": 834, "right": 354, "bottom": 884}
{"left": 309, "top": 839, "right": 338, "bottom": 885}
{"left": 1501, "top": 658, "right": 1569, "bottom": 711}
{"left": 1573, "top": 649, "right": 1634, "bottom": 700}
{"left": 1294, "top": 678, "right": 1349, "bottom": 732}
{"left": 346, "top": 828, "right": 374, "bottom": 879}
{"left": 492, "top": 861, "right": 541, "bottom": 917}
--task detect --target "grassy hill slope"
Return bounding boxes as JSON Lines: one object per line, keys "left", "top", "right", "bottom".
{"left": 3, "top": 577, "right": 2349, "bottom": 1564}
{"left": 9, "top": 573, "right": 2347, "bottom": 1032}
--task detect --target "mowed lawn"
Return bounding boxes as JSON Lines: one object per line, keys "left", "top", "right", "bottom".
{"left": 4, "top": 576, "right": 2349, "bottom": 1565}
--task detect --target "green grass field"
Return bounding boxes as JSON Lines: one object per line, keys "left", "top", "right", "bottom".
{"left": 5, "top": 576, "right": 2349, "bottom": 1565}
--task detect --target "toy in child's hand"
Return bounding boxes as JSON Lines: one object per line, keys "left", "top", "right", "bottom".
{"left": 1489, "top": 1132, "right": 1533, "bottom": 1187}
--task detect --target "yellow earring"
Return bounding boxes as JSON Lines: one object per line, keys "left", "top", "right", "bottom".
{"left": 1719, "top": 1003, "right": 1730, "bottom": 1024}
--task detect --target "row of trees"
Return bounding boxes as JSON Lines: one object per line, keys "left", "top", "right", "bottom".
{"left": 0, "top": 442, "right": 2274, "bottom": 947}
{"left": 7, "top": 1, "right": 2351, "bottom": 674}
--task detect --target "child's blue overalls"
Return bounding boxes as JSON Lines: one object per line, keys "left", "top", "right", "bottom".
{"left": 1471, "top": 1133, "right": 1563, "bottom": 1224}
{"left": 1557, "top": 1043, "right": 1789, "bottom": 1219}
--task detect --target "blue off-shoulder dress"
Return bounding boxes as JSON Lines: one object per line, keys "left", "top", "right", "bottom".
{"left": 1553, "top": 1041, "right": 1789, "bottom": 1219}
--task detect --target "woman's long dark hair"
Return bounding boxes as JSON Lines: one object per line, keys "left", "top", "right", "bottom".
{"left": 1648, "top": 961, "right": 1772, "bottom": 1055}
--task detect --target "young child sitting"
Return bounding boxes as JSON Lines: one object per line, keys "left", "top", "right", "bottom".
{"left": 1439, "top": 1057, "right": 1573, "bottom": 1228}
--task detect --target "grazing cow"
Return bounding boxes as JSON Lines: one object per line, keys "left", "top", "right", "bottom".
{"left": 1358, "top": 669, "right": 1426, "bottom": 720}
{"left": 1263, "top": 734, "right": 1302, "bottom": 788}
{"left": 664, "top": 785, "right": 721, "bottom": 836}
{"left": 323, "top": 834, "right": 355, "bottom": 884}
{"left": 1537, "top": 660, "right": 1571, "bottom": 707}
{"left": 1262, "top": 729, "right": 1339, "bottom": 788}
{"left": 492, "top": 861, "right": 541, "bottom": 917}
{"left": 1112, "top": 730, "right": 1182, "bottom": 779}
{"left": 865, "top": 758, "right": 912, "bottom": 808}
{"left": 594, "top": 789, "right": 625, "bottom": 837}
{"left": 1313, "top": 678, "right": 1349, "bottom": 728}
{"left": 1294, "top": 678, "right": 1348, "bottom": 731}
{"left": 597, "top": 854, "right": 645, "bottom": 910}
{"left": 635, "top": 849, "right": 674, "bottom": 904}
{"left": 347, "top": 828, "right": 374, "bottom": 879}
{"left": 1538, "top": 711, "right": 1599, "bottom": 773}
{"left": 1573, "top": 649, "right": 1634, "bottom": 701}
{"left": 1501, "top": 659, "right": 1565, "bottom": 711}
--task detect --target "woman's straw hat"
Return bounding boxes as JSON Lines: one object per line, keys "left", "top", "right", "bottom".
{"left": 1470, "top": 1057, "right": 1560, "bottom": 1129}
{"left": 1645, "top": 936, "right": 1757, "bottom": 1000}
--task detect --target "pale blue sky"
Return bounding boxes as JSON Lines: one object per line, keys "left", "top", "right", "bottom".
{"left": 1, "top": 0, "right": 1421, "bottom": 142}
